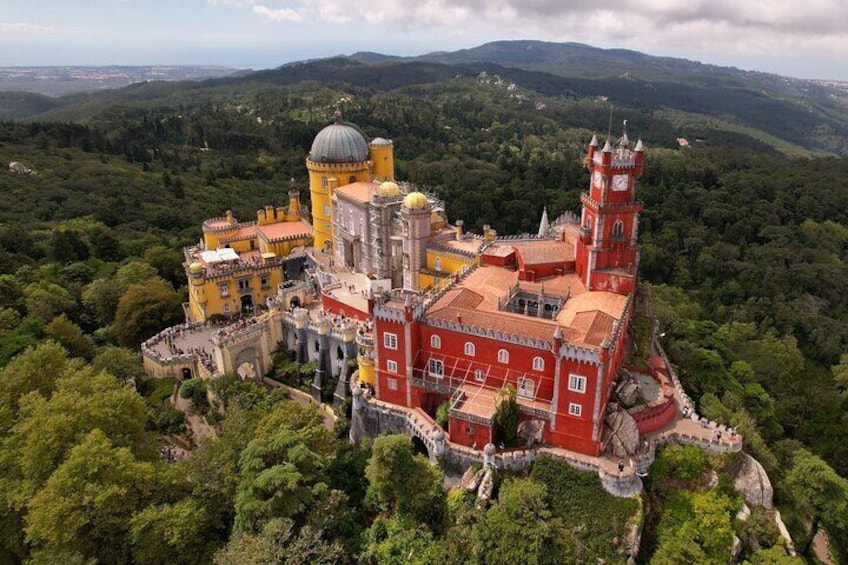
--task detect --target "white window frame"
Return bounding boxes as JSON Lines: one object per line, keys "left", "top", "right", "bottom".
{"left": 428, "top": 358, "right": 444, "bottom": 378}
{"left": 474, "top": 369, "right": 486, "bottom": 382}
{"left": 383, "top": 332, "right": 398, "bottom": 350}
{"left": 435, "top": 256, "right": 442, "bottom": 272}
{"left": 497, "top": 349, "right": 509, "bottom": 364}
{"left": 569, "top": 403, "right": 582, "bottom": 417}
{"left": 386, "top": 360, "right": 398, "bottom": 373}
{"left": 430, "top": 334, "right": 441, "bottom": 349}
{"left": 517, "top": 377, "right": 535, "bottom": 399}
{"left": 387, "top": 378, "right": 398, "bottom": 391}
{"left": 568, "top": 374, "right": 587, "bottom": 394}
{"left": 464, "top": 342, "right": 475, "bottom": 356}
{"left": 532, "top": 356, "right": 544, "bottom": 371}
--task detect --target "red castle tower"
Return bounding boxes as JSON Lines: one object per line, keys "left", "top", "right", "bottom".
{"left": 575, "top": 131, "right": 644, "bottom": 294}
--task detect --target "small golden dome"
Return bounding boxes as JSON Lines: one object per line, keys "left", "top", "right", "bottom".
{"left": 378, "top": 181, "right": 400, "bottom": 197}
{"left": 189, "top": 262, "right": 203, "bottom": 275}
{"left": 403, "top": 191, "right": 428, "bottom": 210}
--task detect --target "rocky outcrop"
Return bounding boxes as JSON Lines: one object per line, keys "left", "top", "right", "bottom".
{"left": 616, "top": 377, "right": 641, "bottom": 408}
{"left": 518, "top": 419, "right": 545, "bottom": 446}
{"left": 732, "top": 453, "right": 773, "bottom": 509}
{"left": 604, "top": 405, "right": 640, "bottom": 458}
{"left": 8, "top": 161, "right": 34, "bottom": 175}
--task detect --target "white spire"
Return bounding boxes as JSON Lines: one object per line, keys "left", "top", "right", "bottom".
{"left": 537, "top": 206, "right": 550, "bottom": 237}
{"left": 635, "top": 138, "right": 644, "bottom": 152}
{"left": 589, "top": 134, "right": 599, "bottom": 147}
{"left": 602, "top": 139, "right": 613, "bottom": 153}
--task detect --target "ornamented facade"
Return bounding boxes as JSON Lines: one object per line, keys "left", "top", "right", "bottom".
{"left": 175, "top": 117, "right": 650, "bottom": 458}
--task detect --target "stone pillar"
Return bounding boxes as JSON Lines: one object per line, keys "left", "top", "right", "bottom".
{"left": 431, "top": 428, "right": 446, "bottom": 464}
{"left": 483, "top": 443, "right": 497, "bottom": 469}
{"left": 334, "top": 323, "right": 357, "bottom": 410}
{"left": 349, "top": 385, "right": 366, "bottom": 447}
{"left": 293, "top": 308, "right": 308, "bottom": 367}
{"left": 311, "top": 316, "right": 330, "bottom": 402}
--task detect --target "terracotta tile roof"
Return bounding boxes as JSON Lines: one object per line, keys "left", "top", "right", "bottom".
{"left": 584, "top": 311, "right": 617, "bottom": 346}
{"left": 512, "top": 240, "right": 574, "bottom": 265}
{"left": 334, "top": 182, "right": 374, "bottom": 204}
{"left": 482, "top": 244, "right": 516, "bottom": 258}
{"left": 256, "top": 219, "right": 313, "bottom": 242}
{"left": 219, "top": 225, "right": 256, "bottom": 243}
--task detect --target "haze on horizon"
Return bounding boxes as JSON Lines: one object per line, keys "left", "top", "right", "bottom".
{"left": 2, "top": 0, "right": 847, "bottom": 82}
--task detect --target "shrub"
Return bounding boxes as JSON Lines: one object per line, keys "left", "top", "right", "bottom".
{"left": 155, "top": 406, "right": 186, "bottom": 433}
{"left": 435, "top": 401, "right": 450, "bottom": 428}
{"left": 179, "top": 377, "right": 208, "bottom": 408}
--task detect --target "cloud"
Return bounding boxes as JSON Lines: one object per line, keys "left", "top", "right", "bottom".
{"left": 0, "top": 21, "right": 57, "bottom": 35}
{"left": 253, "top": 4, "right": 303, "bottom": 22}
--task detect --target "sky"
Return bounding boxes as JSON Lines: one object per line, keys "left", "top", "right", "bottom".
{"left": 2, "top": 0, "right": 847, "bottom": 81}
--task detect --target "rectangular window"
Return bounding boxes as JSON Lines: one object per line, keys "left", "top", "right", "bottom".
{"left": 387, "top": 378, "right": 398, "bottom": 391}
{"left": 219, "top": 285, "right": 230, "bottom": 297}
{"left": 474, "top": 369, "right": 486, "bottom": 382}
{"left": 568, "top": 374, "right": 587, "bottom": 393}
{"left": 260, "top": 276, "right": 268, "bottom": 288}
{"left": 569, "top": 403, "right": 582, "bottom": 417}
{"left": 387, "top": 360, "right": 398, "bottom": 373}
{"left": 383, "top": 332, "right": 398, "bottom": 350}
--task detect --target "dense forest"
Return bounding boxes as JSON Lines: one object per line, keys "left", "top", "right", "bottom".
{"left": 0, "top": 64, "right": 847, "bottom": 563}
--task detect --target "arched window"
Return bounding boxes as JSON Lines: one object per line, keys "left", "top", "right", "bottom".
{"left": 464, "top": 342, "right": 475, "bottom": 356}
{"left": 517, "top": 377, "right": 535, "bottom": 398}
{"left": 435, "top": 256, "right": 442, "bottom": 272}
{"left": 430, "top": 334, "right": 441, "bottom": 349}
{"left": 498, "top": 349, "right": 509, "bottom": 364}
{"left": 532, "top": 356, "right": 544, "bottom": 371}
{"left": 612, "top": 220, "right": 624, "bottom": 239}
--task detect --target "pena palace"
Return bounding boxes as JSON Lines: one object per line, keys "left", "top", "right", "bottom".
{"left": 171, "top": 115, "right": 662, "bottom": 459}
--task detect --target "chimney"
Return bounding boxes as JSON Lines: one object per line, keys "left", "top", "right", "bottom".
{"left": 289, "top": 189, "right": 301, "bottom": 216}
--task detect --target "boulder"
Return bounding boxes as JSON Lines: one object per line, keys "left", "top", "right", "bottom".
{"left": 603, "top": 408, "right": 640, "bottom": 458}
{"left": 518, "top": 419, "right": 545, "bottom": 446}
{"left": 732, "top": 453, "right": 773, "bottom": 509}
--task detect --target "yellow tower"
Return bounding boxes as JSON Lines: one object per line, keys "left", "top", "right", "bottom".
{"left": 306, "top": 120, "right": 371, "bottom": 251}
{"left": 369, "top": 137, "right": 395, "bottom": 181}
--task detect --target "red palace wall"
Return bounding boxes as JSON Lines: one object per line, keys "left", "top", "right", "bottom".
{"left": 418, "top": 325, "right": 557, "bottom": 404}
{"left": 374, "top": 317, "right": 410, "bottom": 407}
{"left": 449, "top": 417, "right": 492, "bottom": 448}
{"left": 322, "top": 293, "right": 370, "bottom": 322}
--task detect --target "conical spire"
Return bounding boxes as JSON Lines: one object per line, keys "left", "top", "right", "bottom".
{"left": 634, "top": 138, "right": 644, "bottom": 152}
{"left": 537, "top": 206, "right": 550, "bottom": 237}
{"left": 589, "top": 134, "right": 599, "bottom": 147}
{"left": 602, "top": 139, "right": 613, "bottom": 153}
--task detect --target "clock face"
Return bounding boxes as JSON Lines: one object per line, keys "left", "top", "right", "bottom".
{"left": 612, "top": 174, "right": 629, "bottom": 191}
{"left": 593, "top": 171, "right": 604, "bottom": 188}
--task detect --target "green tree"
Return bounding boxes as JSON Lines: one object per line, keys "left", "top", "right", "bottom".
{"left": 81, "top": 278, "right": 123, "bottom": 326}
{"left": 473, "top": 478, "right": 569, "bottom": 565}
{"left": 144, "top": 245, "right": 186, "bottom": 288}
{"left": 0, "top": 341, "right": 75, "bottom": 425}
{"left": 44, "top": 315, "right": 94, "bottom": 360}
{"left": 493, "top": 384, "right": 519, "bottom": 445}
{"left": 23, "top": 282, "right": 76, "bottom": 323}
{"left": 112, "top": 278, "right": 181, "bottom": 347}
{"left": 365, "top": 434, "right": 445, "bottom": 526}
{"left": 213, "top": 518, "right": 343, "bottom": 565}
{"left": 362, "top": 514, "right": 444, "bottom": 565}
{"left": 91, "top": 346, "right": 145, "bottom": 384}
{"left": 783, "top": 449, "right": 848, "bottom": 555}
{"left": 24, "top": 430, "right": 155, "bottom": 564}
{"left": 233, "top": 400, "right": 337, "bottom": 535}
{"left": 129, "top": 498, "right": 214, "bottom": 565}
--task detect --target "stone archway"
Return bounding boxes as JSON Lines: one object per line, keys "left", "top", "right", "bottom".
{"left": 234, "top": 347, "right": 261, "bottom": 381}
{"left": 411, "top": 435, "right": 429, "bottom": 458}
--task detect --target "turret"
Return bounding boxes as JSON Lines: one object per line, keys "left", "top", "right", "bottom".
{"left": 455, "top": 220, "right": 464, "bottom": 240}
{"left": 586, "top": 134, "right": 599, "bottom": 168}
{"left": 634, "top": 138, "right": 645, "bottom": 177}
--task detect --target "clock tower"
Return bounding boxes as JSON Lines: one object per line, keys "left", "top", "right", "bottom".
{"left": 575, "top": 133, "right": 644, "bottom": 294}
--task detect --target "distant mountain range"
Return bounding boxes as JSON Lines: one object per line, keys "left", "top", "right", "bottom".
{"left": 1, "top": 41, "right": 847, "bottom": 155}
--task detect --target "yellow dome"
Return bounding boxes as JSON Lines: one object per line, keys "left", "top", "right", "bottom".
{"left": 189, "top": 261, "right": 203, "bottom": 275}
{"left": 403, "top": 191, "right": 428, "bottom": 210}
{"left": 378, "top": 181, "right": 400, "bottom": 197}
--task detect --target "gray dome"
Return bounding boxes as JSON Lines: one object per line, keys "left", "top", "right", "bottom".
{"left": 310, "top": 123, "right": 368, "bottom": 164}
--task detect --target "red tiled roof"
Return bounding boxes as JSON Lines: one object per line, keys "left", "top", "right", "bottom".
{"left": 334, "top": 182, "right": 373, "bottom": 204}
{"left": 512, "top": 240, "right": 574, "bottom": 265}
{"left": 256, "top": 219, "right": 313, "bottom": 241}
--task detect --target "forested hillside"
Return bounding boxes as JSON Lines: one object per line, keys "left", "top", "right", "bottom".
{"left": 0, "top": 62, "right": 846, "bottom": 563}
